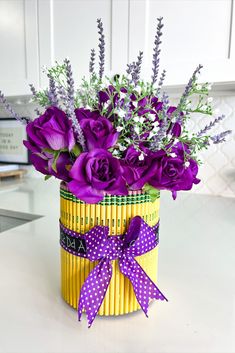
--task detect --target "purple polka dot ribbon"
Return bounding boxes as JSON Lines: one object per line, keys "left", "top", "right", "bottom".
{"left": 60, "top": 216, "right": 167, "bottom": 327}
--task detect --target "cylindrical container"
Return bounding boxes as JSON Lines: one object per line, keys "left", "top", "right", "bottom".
{"left": 60, "top": 182, "right": 160, "bottom": 315}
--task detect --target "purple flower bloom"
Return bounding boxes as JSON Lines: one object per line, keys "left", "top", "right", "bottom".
{"left": 148, "top": 143, "right": 200, "bottom": 199}
{"left": 120, "top": 145, "right": 161, "bottom": 190}
{"left": 68, "top": 149, "right": 128, "bottom": 203}
{"left": 25, "top": 106, "right": 76, "bottom": 152}
{"left": 30, "top": 152, "right": 72, "bottom": 181}
{"left": 75, "top": 108, "right": 118, "bottom": 150}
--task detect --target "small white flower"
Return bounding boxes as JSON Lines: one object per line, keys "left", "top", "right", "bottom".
{"left": 197, "top": 84, "right": 202, "bottom": 90}
{"left": 148, "top": 113, "right": 156, "bottom": 121}
{"left": 170, "top": 152, "right": 177, "bottom": 158}
{"left": 201, "top": 105, "right": 207, "bottom": 110}
{"left": 207, "top": 97, "right": 213, "bottom": 103}
{"left": 185, "top": 161, "right": 190, "bottom": 167}
{"left": 132, "top": 101, "right": 138, "bottom": 108}
{"left": 100, "top": 102, "right": 108, "bottom": 110}
{"left": 149, "top": 131, "right": 155, "bottom": 139}
{"left": 134, "top": 126, "right": 140, "bottom": 134}
{"left": 153, "top": 126, "right": 160, "bottom": 133}
{"left": 119, "top": 92, "right": 126, "bottom": 100}
{"left": 118, "top": 109, "right": 126, "bottom": 118}
{"left": 116, "top": 126, "right": 123, "bottom": 132}
{"left": 153, "top": 121, "right": 159, "bottom": 128}
{"left": 113, "top": 149, "right": 119, "bottom": 156}
{"left": 118, "top": 144, "right": 126, "bottom": 152}
{"left": 139, "top": 153, "right": 144, "bottom": 161}
{"left": 135, "top": 86, "right": 141, "bottom": 94}
{"left": 133, "top": 116, "right": 140, "bottom": 123}
{"left": 139, "top": 117, "right": 145, "bottom": 124}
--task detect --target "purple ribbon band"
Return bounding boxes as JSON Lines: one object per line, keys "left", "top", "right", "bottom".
{"left": 60, "top": 216, "right": 167, "bottom": 327}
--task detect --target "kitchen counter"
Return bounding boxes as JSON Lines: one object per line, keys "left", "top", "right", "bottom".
{"left": 0, "top": 178, "right": 234, "bottom": 353}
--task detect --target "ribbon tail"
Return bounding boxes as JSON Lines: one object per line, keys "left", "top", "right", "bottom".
{"left": 119, "top": 256, "right": 167, "bottom": 317}
{"left": 78, "top": 258, "right": 112, "bottom": 327}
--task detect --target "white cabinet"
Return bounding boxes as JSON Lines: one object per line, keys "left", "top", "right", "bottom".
{"left": 0, "top": 0, "right": 39, "bottom": 96}
{"left": 1, "top": 0, "right": 235, "bottom": 96}
{"left": 38, "top": 0, "right": 112, "bottom": 87}
{"left": 126, "top": 0, "right": 235, "bottom": 85}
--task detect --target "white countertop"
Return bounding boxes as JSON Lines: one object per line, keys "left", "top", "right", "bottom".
{"left": 0, "top": 178, "right": 234, "bottom": 353}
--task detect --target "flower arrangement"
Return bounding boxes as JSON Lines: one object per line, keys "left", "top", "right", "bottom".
{"left": 0, "top": 18, "right": 231, "bottom": 203}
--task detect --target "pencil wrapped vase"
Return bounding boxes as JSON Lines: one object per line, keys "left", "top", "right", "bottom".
{"left": 59, "top": 182, "right": 166, "bottom": 322}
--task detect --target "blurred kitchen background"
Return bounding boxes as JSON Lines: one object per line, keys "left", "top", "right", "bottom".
{"left": 0, "top": 0, "right": 234, "bottom": 197}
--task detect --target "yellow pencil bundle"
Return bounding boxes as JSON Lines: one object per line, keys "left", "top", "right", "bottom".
{"left": 60, "top": 182, "right": 160, "bottom": 316}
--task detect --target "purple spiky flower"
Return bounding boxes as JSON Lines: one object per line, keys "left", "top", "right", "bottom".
{"left": 97, "top": 18, "right": 105, "bottom": 80}
{"left": 48, "top": 76, "right": 58, "bottom": 107}
{"left": 132, "top": 51, "right": 143, "bottom": 85}
{"left": 210, "top": 130, "right": 232, "bottom": 144}
{"left": 89, "top": 48, "right": 96, "bottom": 74}
{"left": 151, "top": 17, "right": 164, "bottom": 86}
{"left": 64, "top": 58, "right": 86, "bottom": 150}
{"left": 157, "top": 69, "right": 166, "bottom": 91}
{"left": 29, "top": 83, "right": 37, "bottom": 98}
{"left": 174, "top": 64, "right": 203, "bottom": 121}
{"left": 197, "top": 115, "right": 225, "bottom": 137}
{"left": 0, "top": 90, "right": 30, "bottom": 124}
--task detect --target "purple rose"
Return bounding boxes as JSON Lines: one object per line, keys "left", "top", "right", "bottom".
{"left": 25, "top": 106, "right": 75, "bottom": 152}
{"left": 75, "top": 108, "right": 118, "bottom": 150}
{"left": 120, "top": 145, "right": 161, "bottom": 190}
{"left": 30, "top": 151, "right": 72, "bottom": 182}
{"left": 148, "top": 143, "right": 200, "bottom": 199}
{"left": 68, "top": 148, "right": 128, "bottom": 203}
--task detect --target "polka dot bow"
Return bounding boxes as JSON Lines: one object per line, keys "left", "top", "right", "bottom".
{"left": 73, "top": 216, "right": 168, "bottom": 327}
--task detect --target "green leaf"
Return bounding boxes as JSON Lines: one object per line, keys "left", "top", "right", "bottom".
{"left": 71, "top": 144, "right": 82, "bottom": 157}
{"left": 44, "top": 175, "right": 52, "bottom": 181}
{"left": 144, "top": 184, "right": 160, "bottom": 202}
{"left": 51, "top": 151, "right": 60, "bottom": 173}
{"left": 42, "top": 148, "right": 55, "bottom": 154}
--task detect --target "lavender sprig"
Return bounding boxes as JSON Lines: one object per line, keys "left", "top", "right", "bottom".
{"left": 151, "top": 17, "right": 164, "bottom": 86}
{"left": 132, "top": 51, "right": 143, "bottom": 85}
{"left": 179, "top": 64, "right": 203, "bottom": 108}
{"left": 29, "top": 83, "right": 37, "bottom": 98}
{"left": 157, "top": 69, "right": 166, "bottom": 92}
{"left": 0, "top": 90, "right": 30, "bottom": 124}
{"left": 210, "top": 130, "right": 232, "bottom": 144}
{"left": 64, "top": 58, "right": 86, "bottom": 150}
{"left": 48, "top": 77, "right": 58, "bottom": 106}
{"left": 174, "top": 64, "right": 203, "bottom": 122}
{"left": 97, "top": 19, "right": 105, "bottom": 80}
{"left": 89, "top": 48, "right": 96, "bottom": 74}
{"left": 57, "top": 85, "right": 67, "bottom": 102}
{"left": 197, "top": 115, "right": 225, "bottom": 137}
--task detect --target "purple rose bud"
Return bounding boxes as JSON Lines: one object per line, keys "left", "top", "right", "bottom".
{"left": 68, "top": 148, "right": 128, "bottom": 203}
{"left": 75, "top": 108, "right": 119, "bottom": 150}
{"left": 148, "top": 142, "right": 200, "bottom": 197}
{"left": 25, "top": 106, "right": 76, "bottom": 152}
{"left": 120, "top": 145, "right": 161, "bottom": 190}
{"left": 29, "top": 152, "right": 72, "bottom": 182}
{"left": 171, "top": 122, "right": 181, "bottom": 137}
{"left": 98, "top": 91, "right": 109, "bottom": 104}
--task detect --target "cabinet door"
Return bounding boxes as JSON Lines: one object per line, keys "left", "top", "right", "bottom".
{"left": 0, "top": 0, "right": 39, "bottom": 96}
{"left": 38, "top": 0, "right": 112, "bottom": 87}
{"left": 119, "top": 0, "right": 235, "bottom": 85}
